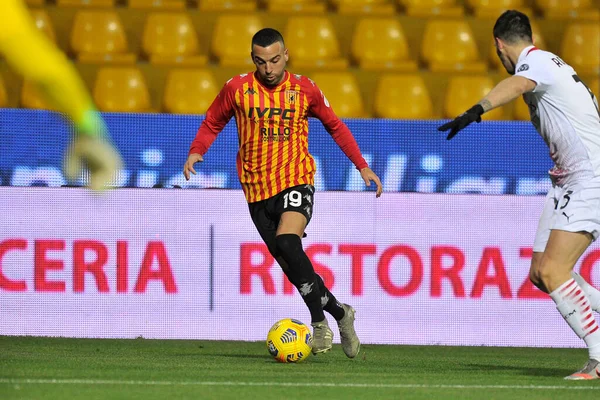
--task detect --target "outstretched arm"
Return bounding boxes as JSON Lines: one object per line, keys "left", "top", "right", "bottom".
{"left": 0, "top": 0, "right": 98, "bottom": 132}
{"left": 438, "top": 76, "right": 536, "bottom": 140}
{"left": 0, "top": 0, "right": 122, "bottom": 190}
{"left": 479, "top": 75, "right": 536, "bottom": 112}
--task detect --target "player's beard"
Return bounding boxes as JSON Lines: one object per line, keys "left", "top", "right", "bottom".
{"left": 497, "top": 49, "right": 515, "bottom": 75}
{"left": 505, "top": 59, "right": 516, "bottom": 75}
{"left": 261, "top": 71, "right": 285, "bottom": 87}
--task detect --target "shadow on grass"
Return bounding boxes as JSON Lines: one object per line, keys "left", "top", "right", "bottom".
{"left": 464, "top": 363, "right": 574, "bottom": 378}
{"left": 194, "top": 352, "right": 336, "bottom": 364}
{"left": 193, "top": 353, "right": 272, "bottom": 361}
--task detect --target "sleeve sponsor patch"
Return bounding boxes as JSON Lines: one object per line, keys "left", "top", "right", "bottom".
{"left": 320, "top": 90, "right": 330, "bottom": 107}
{"left": 517, "top": 64, "right": 529, "bottom": 72}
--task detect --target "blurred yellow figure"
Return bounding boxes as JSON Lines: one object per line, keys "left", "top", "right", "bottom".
{"left": 0, "top": 0, "right": 122, "bottom": 190}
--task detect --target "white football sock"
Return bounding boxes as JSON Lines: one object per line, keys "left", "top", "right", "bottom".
{"left": 571, "top": 271, "right": 600, "bottom": 312}
{"left": 550, "top": 278, "right": 600, "bottom": 361}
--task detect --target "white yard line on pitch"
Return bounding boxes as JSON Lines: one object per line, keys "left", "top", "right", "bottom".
{"left": 0, "top": 379, "right": 599, "bottom": 390}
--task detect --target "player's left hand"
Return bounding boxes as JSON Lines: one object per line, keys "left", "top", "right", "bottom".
{"left": 438, "top": 104, "right": 485, "bottom": 140}
{"left": 64, "top": 135, "right": 123, "bottom": 191}
{"left": 184, "top": 153, "right": 204, "bottom": 181}
{"left": 360, "top": 167, "right": 383, "bottom": 198}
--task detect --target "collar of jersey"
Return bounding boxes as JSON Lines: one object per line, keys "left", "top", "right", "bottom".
{"left": 518, "top": 45, "right": 537, "bottom": 64}
{"left": 253, "top": 70, "right": 290, "bottom": 92}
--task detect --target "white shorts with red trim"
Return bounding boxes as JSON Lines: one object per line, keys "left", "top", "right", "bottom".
{"left": 533, "top": 175, "right": 600, "bottom": 253}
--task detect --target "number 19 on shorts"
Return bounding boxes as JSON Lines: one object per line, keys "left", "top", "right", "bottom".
{"left": 283, "top": 191, "right": 302, "bottom": 208}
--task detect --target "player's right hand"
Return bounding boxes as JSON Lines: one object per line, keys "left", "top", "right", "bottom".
{"left": 437, "top": 104, "right": 485, "bottom": 140}
{"left": 64, "top": 135, "right": 123, "bottom": 191}
{"left": 184, "top": 153, "right": 204, "bottom": 180}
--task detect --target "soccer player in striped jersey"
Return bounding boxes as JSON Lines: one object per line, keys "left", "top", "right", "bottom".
{"left": 0, "top": 0, "right": 122, "bottom": 190}
{"left": 439, "top": 10, "right": 600, "bottom": 380}
{"left": 184, "top": 28, "right": 382, "bottom": 357}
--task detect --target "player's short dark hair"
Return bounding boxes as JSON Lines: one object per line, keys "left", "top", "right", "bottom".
{"left": 493, "top": 10, "right": 533, "bottom": 44}
{"left": 251, "top": 28, "right": 285, "bottom": 49}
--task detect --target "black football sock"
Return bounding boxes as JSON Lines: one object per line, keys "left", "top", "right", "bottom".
{"left": 315, "top": 274, "right": 345, "bottom": 321}
{"left": 276, "top": 234, "right": 325, "bottom": 323}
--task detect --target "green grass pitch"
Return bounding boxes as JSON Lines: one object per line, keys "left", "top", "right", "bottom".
{"left": 1, "top": 336, "right": 599, "bottom": 400}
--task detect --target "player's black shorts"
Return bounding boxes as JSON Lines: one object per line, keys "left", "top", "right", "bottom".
{"left": 248, "top": 184, "right": 315, "bottom": 257}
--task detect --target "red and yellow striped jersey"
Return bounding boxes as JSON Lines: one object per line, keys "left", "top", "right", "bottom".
{"left": 189, "top": 71, "right": 368, "bottom": 203}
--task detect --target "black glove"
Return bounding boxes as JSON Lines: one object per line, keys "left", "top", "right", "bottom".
{"left": 438, "top": 104, "right": 485, "bottom": 140}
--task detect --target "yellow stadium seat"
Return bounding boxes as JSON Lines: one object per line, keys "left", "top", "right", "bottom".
{"left": 351, "top": 18, "right": 417, "bottom": 71}
{"left": 513, "top": 96, "right": 530, "bottom": 121}
{"left": 93, "top": 68, "right": 152, "bottom": 113}
{"left": 212, "top": 15, "right": 264, "bottom": 68}
{"left": 142, "top": 13, "right": 207, "bottom": 67}
{"left": 561, "top": 23, "right": 600, "bottom": 76}
{"left": 310, "top": 72, "right": 366, "bottom": 118}
{"left": 398, "top": 0, "right": 464, "bottom": 17}
{"left": 374, "top": 75, "right": 433, "bottom": 119}
{"left": 0, "top": 76, "right": 7, "bottom": 108}
{"left": 266, "top": 0, "right": 327, "bottom": 13}
{"left": 285, "top": 17, "right": 348, "bottom": 69}
{"left": 421, "top": 20, "right": 487, "bottom": 73}
{"left": 56, "top": 0, "right": 115, "bottom": 6}
{"left": 163, "top": 69, "right": 219, "bottom": 114}
{"left": 29, "top": 9, "right": 56, "bottom": 43}
{"left": 70, "top": 11, "right": 136, "bottom": 64}
{"left": 489, "top": 20, "right": 546, "bottom": 70}
{"left": 200, "top": 0, "right": 258, "bottom": 11}
{"left": 535, "top": 0, "right": 599, "bottom": 20}
{"left": 444, "top": 76, "right": 505, "bottom": 120}
{"left": 331, "top": 0, "right": 396, "bottom": 15}
{"left": 466, "top": 0, "right": 532, "bottom": 18}
{"left": 20, "top": 80, "right": 55, "bottom": 111}
{"left": 129, "top": 0, "right": 186, "bottom": 9}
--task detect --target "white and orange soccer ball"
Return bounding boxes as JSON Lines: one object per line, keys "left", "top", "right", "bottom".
{"left": 266, "top": 318, "right": 313, "bottom": 363}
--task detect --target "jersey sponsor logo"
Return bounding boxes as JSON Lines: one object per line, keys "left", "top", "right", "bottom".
{"left": 260, "top": 127, "right": 291, "bottom": 142}
{"left": 285, "top": 90, "right": 298, "bottom": 104}
{"left": 517, "top": 64, "right": 529, "bottom": 72}
{"left": 248, "top": 106, "right": 295, "bottom": 120}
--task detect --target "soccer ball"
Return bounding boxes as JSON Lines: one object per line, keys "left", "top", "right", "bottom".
{"left": 266, "top": 318, "right": 313, "bottom": 363}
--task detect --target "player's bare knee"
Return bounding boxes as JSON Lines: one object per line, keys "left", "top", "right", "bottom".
{"left": 529, "top": 252, "right": 544, "bottom": 287}
{"left": 528, "top": 267, "right": 542, "bottom": 288}
{"left": 536, "top": 256, "right": 562, "bottom": 290}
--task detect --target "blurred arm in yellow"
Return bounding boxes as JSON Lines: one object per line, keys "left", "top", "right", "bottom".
{"left": 0, "top": 0, "right": 122, "bottom": 190}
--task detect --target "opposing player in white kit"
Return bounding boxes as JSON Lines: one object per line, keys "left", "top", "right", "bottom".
{"left": 439, "top": 10, "right": 600, "bottom": 380}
